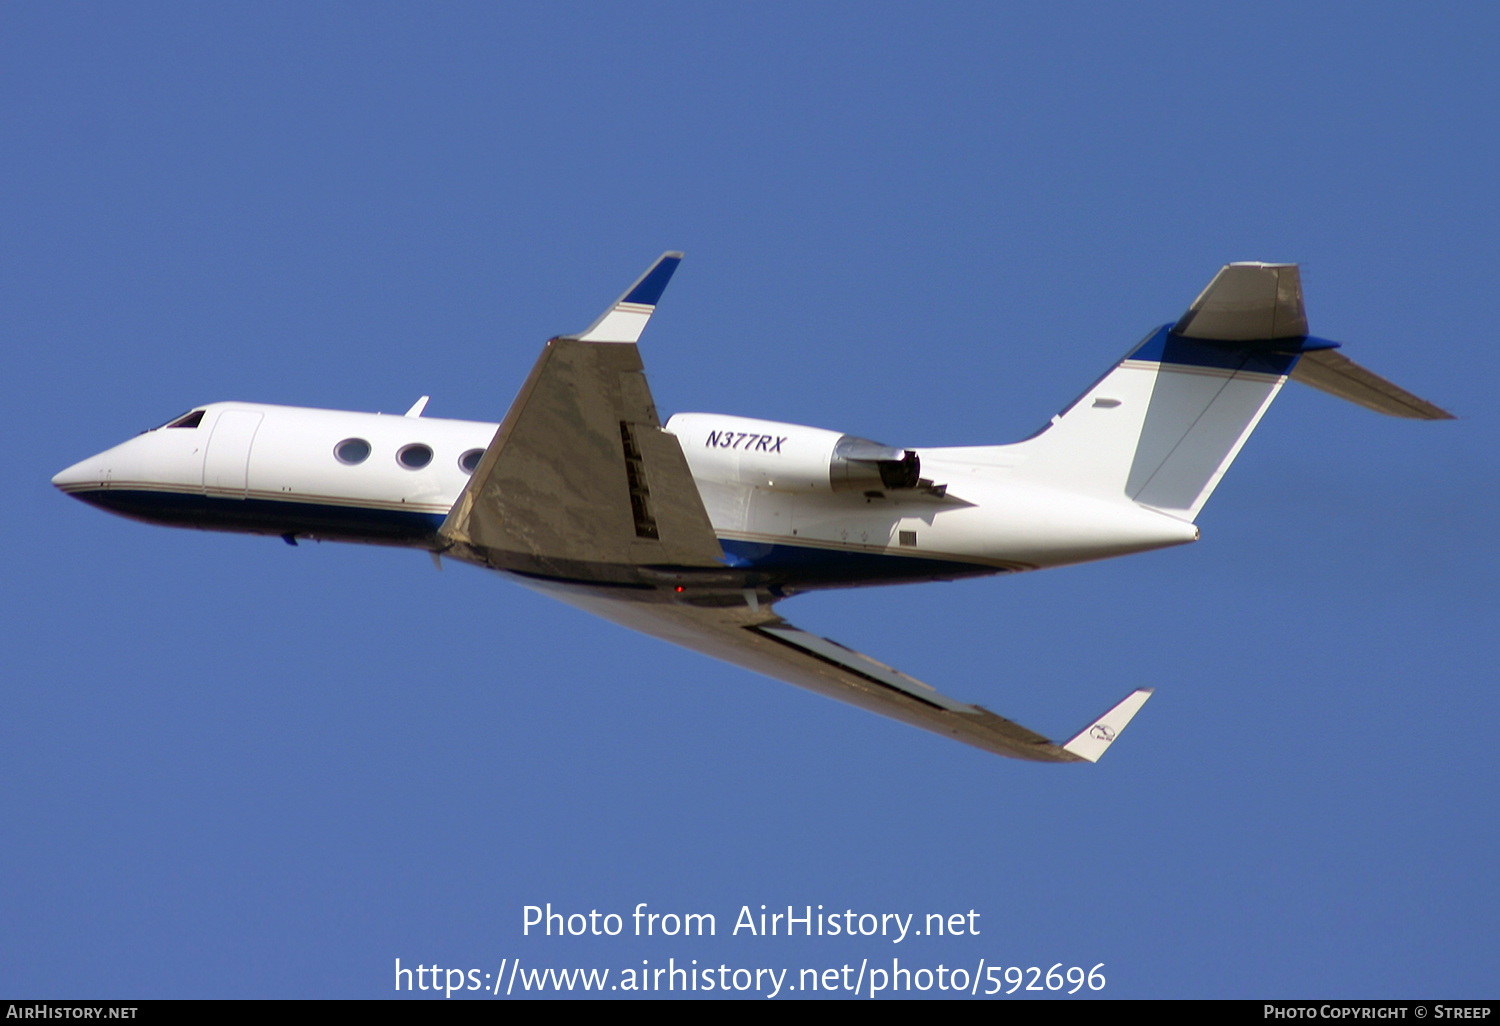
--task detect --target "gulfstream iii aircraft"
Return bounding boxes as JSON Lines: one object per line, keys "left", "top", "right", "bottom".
{"left": 52, "top": 255, "right": 1451, "bottom": 762}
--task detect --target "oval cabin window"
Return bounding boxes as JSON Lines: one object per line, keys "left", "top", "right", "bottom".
{"left": 335, "top": 438, "right": 372, "bottom": 465}
{"left": 397, "top": 444, "right": 433, "bottom": 469}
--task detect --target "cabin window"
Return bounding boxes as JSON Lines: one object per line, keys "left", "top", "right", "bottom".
{"left": 459, "top": 448, "right": 484, "bottom": 473}
{"left": 334, "top": 438, "right": 372, "bottom": 465}
{"left": 397, "top": 443, "right": 433, "bottom": 469}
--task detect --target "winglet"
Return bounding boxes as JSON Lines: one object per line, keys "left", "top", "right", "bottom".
{"left": 570, "top": 252, "right": 684, "bottom": 344}
{"left": 1061, "top": 687, "right": 1153, "bottom": 763}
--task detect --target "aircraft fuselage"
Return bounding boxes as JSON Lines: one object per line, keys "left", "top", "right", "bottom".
{"left": 53, "top": 399, "right": 1198, "bottom": 593}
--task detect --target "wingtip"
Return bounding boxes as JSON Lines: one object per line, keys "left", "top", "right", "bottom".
{"left": 1061, "top": 687, "right": 1153, "bottom": 763}
{"left": 572, "top": 252, "right": 686, "bottom": 343}
{"left": 621, "top": 252, "right": 684, "bottom": 307}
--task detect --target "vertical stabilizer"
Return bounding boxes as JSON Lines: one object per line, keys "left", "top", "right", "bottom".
{"left": 1011, "top": 264, "right": 1311, "bottom": 521}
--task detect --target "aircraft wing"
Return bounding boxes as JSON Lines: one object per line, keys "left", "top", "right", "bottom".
{"left": 440, "top": 252, "right": 1150, "bottom": 762}
{"left": 529, "top": 581, "right": 1153, "bottom": 763}
{"left": 440, "top": 252, "right": 726, "bottom": 580}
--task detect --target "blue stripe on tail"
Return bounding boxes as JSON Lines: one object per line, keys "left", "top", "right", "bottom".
{"left": 1129, "top": 324, "right": 1342, "bottom": 376}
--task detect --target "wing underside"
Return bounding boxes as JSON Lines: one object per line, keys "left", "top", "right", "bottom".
{"left": 524, "top": 580, "right": 1151, "bottom": 762}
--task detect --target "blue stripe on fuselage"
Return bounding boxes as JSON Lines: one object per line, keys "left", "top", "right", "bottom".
{"left": 717, "top": 537, "right": 999, "bottom": 586}
{"left": 61, "top": 487, "right": 1003, "bottom": 587}
{"left": 62, "top": 488, "right": 445, "bottom": 545}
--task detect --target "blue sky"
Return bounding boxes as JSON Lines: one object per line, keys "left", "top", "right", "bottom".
{"left": 3, "top": 2, "right": 1496, "bottom": 998}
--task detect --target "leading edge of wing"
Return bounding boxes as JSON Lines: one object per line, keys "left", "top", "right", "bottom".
{"left": 759, "top": 622, "right": 1153, "bottom": 763}
{"left": 526, "top": 583, "right": 1151, "bottom": 764}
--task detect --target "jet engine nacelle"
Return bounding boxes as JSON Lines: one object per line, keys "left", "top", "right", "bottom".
{"left": 666, "top": 412, "right": 920, "bottom": 494}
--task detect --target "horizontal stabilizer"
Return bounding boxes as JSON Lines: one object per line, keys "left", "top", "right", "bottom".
{"left": 571, "top": 251, "right": 684, "bottom": 344}
{"left": 1290, "top": 348, "right": 1454, "bottom": 419}
{"left": 1174, "top": 263, "right": 1307, "bottom": 341}
{"left": 1062, "top": 687, "right": 1153, "bottom": 763}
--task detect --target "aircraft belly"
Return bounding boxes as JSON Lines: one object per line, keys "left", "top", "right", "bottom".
{"left": 60, "top": 487, "right": 445, "bottom": 544}
{"left": 716, "top": 537, "right": 999, "bottom": 587}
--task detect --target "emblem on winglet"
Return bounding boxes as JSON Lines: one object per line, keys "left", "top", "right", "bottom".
{"left": 1062, "top": 688, "right": 1153, "bottom": 763}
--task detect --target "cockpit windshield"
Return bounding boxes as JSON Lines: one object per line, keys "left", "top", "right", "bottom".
{"left": 145, "top": 410, "right": 206, "bottom": 432}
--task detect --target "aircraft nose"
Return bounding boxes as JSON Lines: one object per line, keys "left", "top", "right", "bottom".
{"left": 52, "top": 454, "right": 106, "bottom": 492}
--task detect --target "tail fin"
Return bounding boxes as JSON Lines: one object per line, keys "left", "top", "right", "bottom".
{"left": 1012, "top": 263, "right": 1450, "bottom": 522}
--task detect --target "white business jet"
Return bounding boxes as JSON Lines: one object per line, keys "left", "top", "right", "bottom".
{"left": 53, "top": 255, "right": 1451, "bottom": 762}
